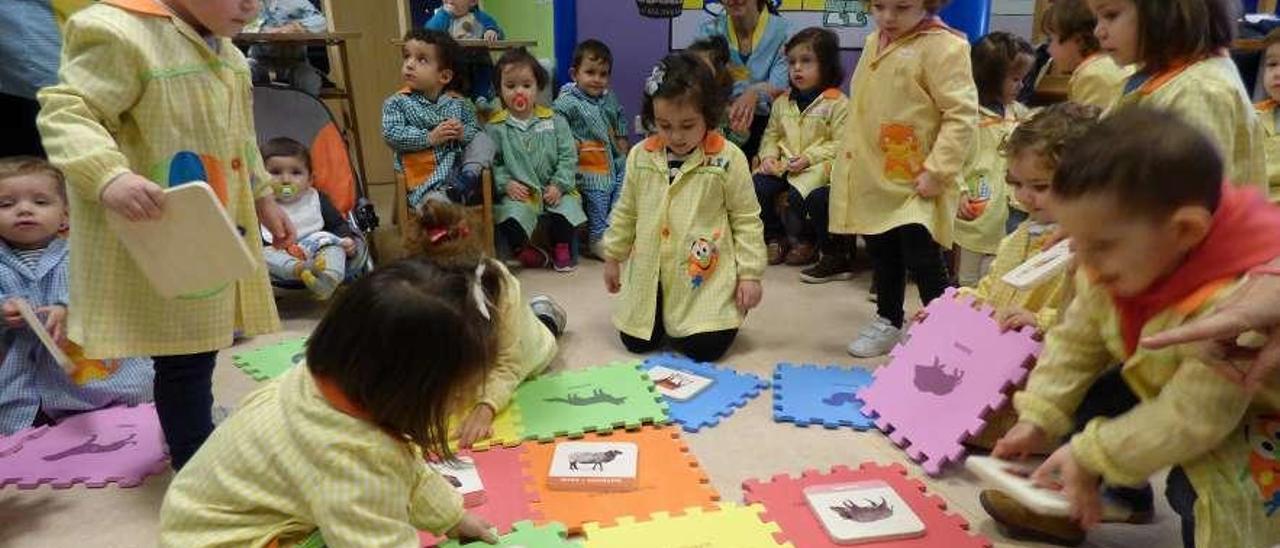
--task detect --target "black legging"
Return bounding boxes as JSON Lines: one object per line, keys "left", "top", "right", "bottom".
{"left": 498, "top": 214, "right": 574, "bottom": 249}
{"left": 864, "top": 224, "right": 950, "bottom": 328}
{"left": 619, "top": 286, "right": 738, "bottom": 362}
{"left": 153, "top": 351, "right": 218, "bottom": 470}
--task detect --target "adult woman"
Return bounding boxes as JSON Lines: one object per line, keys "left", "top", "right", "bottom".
{"left": 695, "top": 0, "right": 791, "bottom": 158}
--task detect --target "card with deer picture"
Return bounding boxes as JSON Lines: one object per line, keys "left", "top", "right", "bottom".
{"left": 803, "top": 480, "right": 925, "bottom": 544}
{"left": 547, "top": 441, "right": 638, "bottom": 492}
{"left": 426, "top": 456, "right": 486, "bottom": 507}
{"left": 646, "top": 365, "right": 715, "bottom": 400}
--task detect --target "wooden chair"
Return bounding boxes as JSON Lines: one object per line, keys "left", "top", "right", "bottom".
{"left": 394, "top": 169, "right": 496, "bottom": 256}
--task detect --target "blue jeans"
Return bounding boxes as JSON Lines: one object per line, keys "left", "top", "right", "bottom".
{"left": 153, "top": 351, "right": 217, "bottom": 470}
{"left": 581, "top": 183, "right": 621, "bottom": 243}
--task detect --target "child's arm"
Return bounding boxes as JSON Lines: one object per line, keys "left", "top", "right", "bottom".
{"left": 601, "top": 148, "right": 641, "bottom": 262}
{"left": 549, "top": 115, "right": 579, "bottom": 194}
{"left": 609, "top": 93, "right": 629, "bottom": 148}
{"left": 757, "top": 98, "right": 784, "bottom": 166}
{"left": 450, "top": 98, "right": 480, "bottom": 146}
{"left": 423, "top": 10, "right": 451, "bottom": 31}
{"left": 725, "top": 148, "right": 767, "bottom": 281}
{"left": 475, "top": 265, "right": 537, "bottom": 413}
{"left": 381, "top": 96, "right": 433, "bottom": 153}
{"left": 919, "top": 40, "right": 980, "bottom": 191}
{"left": 474, "top": 10, "right": 505, "bottom": 40}
{"left": 800, "top": 97, "right": 849, "bottom": 168}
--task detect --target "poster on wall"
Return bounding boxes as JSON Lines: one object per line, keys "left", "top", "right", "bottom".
{"left": 669, "top": 0, "right": 877, "bottom": 50}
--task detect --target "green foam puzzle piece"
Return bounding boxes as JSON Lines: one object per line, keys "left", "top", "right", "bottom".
{"left": 438, "top": 521, "right": 578, "bottom": 547}
{"left": 231, "top": 337, "right": 307, "bottom": 381}
{"left": 512, "top": 361, "right": 669, "bottom": 441}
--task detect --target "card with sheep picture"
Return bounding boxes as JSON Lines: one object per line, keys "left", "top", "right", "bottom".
{"left": 803, "top": 480, "right": 925, "bottom": 545}
{"left": 426, "top": 456, "right": 486, "bottom": 508}
{"left": 547, "top": 441, "right": 638, "bottom": 492}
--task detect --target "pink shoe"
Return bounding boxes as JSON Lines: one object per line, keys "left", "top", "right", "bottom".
{"left": 552, "top": 243, "right": 575, "bottom": 272}
{"left": 516, "top": 245, "right": 549, "bottom": 269}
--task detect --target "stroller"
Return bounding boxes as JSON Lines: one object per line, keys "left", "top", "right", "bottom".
{"left": 252, "top": 85, "right": 379, "bottom": 289}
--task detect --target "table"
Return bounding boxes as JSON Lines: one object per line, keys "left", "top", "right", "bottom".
{"left": 390, "top": 38, "right": 538, "bottom": 50}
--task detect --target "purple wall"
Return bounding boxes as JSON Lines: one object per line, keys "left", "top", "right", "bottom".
{"left": 577, "top": 3, "right": 862, "bottom": 137}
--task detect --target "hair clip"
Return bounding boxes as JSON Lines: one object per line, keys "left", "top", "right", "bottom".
{"left": 425, "top": 221, "right": 472, "bottom": 244}
{"left": 472, "top": 262, "right": 492, "bottom": 321}
{"left": 644, "top": 64, "right": 666, "bottom": 97}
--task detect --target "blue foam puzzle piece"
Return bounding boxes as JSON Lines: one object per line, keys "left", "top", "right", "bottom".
{"left": 642, "top": 353, "right": 769, "bottom": 433}
{"left": 772, "top": 363, "right": 876, "bottom": 430}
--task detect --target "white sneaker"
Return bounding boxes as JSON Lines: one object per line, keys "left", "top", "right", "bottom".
{"left": 530, "top": 294, "right": 567, "bottom": 336}
{"left": 847, "top": 317, "right": 902, "bottom": 358}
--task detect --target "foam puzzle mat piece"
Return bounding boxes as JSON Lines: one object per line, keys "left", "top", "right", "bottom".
{"left": 450, "top": 403, "right": 524, "bottom": 452}
{"left": 420, "top": 444, "right": 542, "bottom": 546}
{"left": 232, "top": 337, "right": 306, "bottom": 381}
{"left": 437, "top": 520, "right": 576, "bottom": 547}
{"left": 857, "top": 289, "right": 1041, "bottom": 475}
{"left": 742, "top": 462, "right": 991, "bottom": 548}
{"left": 0, "top": 404, "right": 168, "bottom": 489}
{"left": 522, "top": 425, "right": 720, "bottom": 535}
{"left": 772, "top": 363, "right": 876, "bottom": 430}
{"left": 582, "top": 503, "right": 792, "bottom": 547}
{"left": 512, "top": 361, "right": 669, "bottom": 441}
{"left": 642, "top": 353, "right": 769, "bottom": 432}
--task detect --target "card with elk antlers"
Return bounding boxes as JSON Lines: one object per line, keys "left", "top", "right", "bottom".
{"left": 803, "top": 480, "right": 926, "bottom": 544}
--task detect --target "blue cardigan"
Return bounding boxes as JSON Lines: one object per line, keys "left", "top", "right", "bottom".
{"left": 424, "top": 7, "right": 505, "bottom": 39}
{"left": 696, "top": 10, "right": 791, "bottom": 114}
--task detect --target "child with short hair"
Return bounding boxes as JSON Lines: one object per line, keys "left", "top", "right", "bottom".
{"left": 1099, "top": 0, "right": 1265, "bottom": 189}
{"left": 489, "top": 48, "right": 586, "bottom": 273}
{"left": 991, "top": 107, "right": 1280, "bottom": 547}
{"left": 686, "top": 36, "right": 752, "bottom": 149}
{"left": 954, "top": 31, "right": 1033, "bottom": 287}
{"left": 425, "top": 0, "right": 503, "bottom": 105}
{"left": 1256, "top": 28, "right": 1280, "bottom": 199}
{"left": 553, "top": 39, "right": 629, "bottom": 260}
{"left": 602, "top": 52, "right": 766, "bottom": 363}
{"left": 1037, "top": 0, "right": 1132, "bottom": 110}
{"left": 245, "top": 0, "right": 329, "bottom": 96}
{"left": 0, "top": 157, "right": 152, "bottom": 435}
{"left": 382, "top": 29, "right": 483, "bottom": 212}
{"left": 159, "top": 258, "right": 500, "bottom": 547}
{"left": 753, "top": 27, "right": 848, "bottom": 268}
{"left": 408, "top": 198, "right": 565, "bottom": 449}
{"left": 833, "top": 0, "right": 979, "bottom": 358}
{"left": 259, "top": 137, "right": 366, "bottom": 300}
{"left": 37, "top": 0, "right": 291, "bottom": 469}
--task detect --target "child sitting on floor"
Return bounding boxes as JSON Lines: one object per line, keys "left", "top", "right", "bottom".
{"left": 409, "top": 198, "right": 565, "bottom": 449}
{"left": 954, "top": 31, "right": 1033, "bottom": 287}
{"left": 489, "top": 48, "right": 586, "bottom": 273}
{"left": 160, "top": 259, "right": 500, "bottom": 547}
{"left": 602, "top": 52, "right": 766, "bottom": 363}
{"left": 554, "top": 39, "right": 629, "bottom": 261}
{"left": 0, "top": 157, "right": 152, "bottom": 436}
{"left": 988, "top": 107, "right": 1280, "bottom": 547}
{"left": 382, "top": 29, "right": 483, "bottom": 212}
{"left": 245, "top": 0, "right": 329, "bottom": 96}
{"left": 259, "top": 137, "right": 366, "bottom": 300}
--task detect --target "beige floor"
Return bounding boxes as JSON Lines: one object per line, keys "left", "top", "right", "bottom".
{"left": 0, "top": 257, "right": 1182, "bottom": 547}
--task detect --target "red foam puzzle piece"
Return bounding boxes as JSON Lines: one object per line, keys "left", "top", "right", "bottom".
{"left": 420, "top": 444, "right": 541, "bottom": 546}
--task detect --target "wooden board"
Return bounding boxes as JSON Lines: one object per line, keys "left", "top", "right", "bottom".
{"left": 14, "top": 299, "right": 73, "bottom": 374}
{"left": 106, "top": 182, "right": 256, "bottom": 299}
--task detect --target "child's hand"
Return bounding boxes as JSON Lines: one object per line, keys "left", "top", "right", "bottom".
{"left": 505, "top": 181, "right": 531, "bottom": 202}
{"left": 456, "top": 404, "right": 495, "bottom": 449}
{"left": 2, "top": 298, "right": 24, "bottom": 329}
{"left": 256, "top": 196, "right": 297, "bottom": 249}
{"left": 543, "top": 185, "right": 562, "bottom": 206}
{"left": 787, "top": 157, "right": 810, "bottom": 174}
{"left": 914, "top": 170, "right": 943, "bottom": 199}
{"left": 911, "top": 308, "right": 929, "bottom": 324}
{"left": 957, "top": 199, "right": 980, "bottom": 221}
{"left": 447, "top": 513, "right": 499, "bottom": 544}
{"left": 735, "top": 279, "right": 763, "bottom": 314}
{"left": 102, "top": 173, "right": 165, "bottom": 221}
{"left": 38, "top": 305, "right": 68, "bottom": 346}
{"left": 482, "top": 29, "right": 499, "bottom": 42}
{"left": 266, "top": 22, "right": 305, "bottom": 33}
{"left": 992, "top": 421, "right": 1049, "bottom": 460}
{"left": 604, "top": 259, "right": 622, "bottom": 293}
{"left": 340, "top": 237, "right": 357, "bottom": 257}
{"left": 615, "top": 137, "right": 630, "bottom": 155}
{"left": 429, "top": 119, "right": 463, "bottom": 146}
{"left": 1032, "top": 444, "right": 1103, "bottom": 529}
{"left": 757, "top": 157, "right": 781, "bottom": 176}
{"left": 997, "top": 307, "right": 1038, "bottom": 333}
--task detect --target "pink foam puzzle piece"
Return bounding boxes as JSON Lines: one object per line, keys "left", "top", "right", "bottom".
{"left": 0, "top": 404, "right": 168, "bottom": 489}
{"left": 420, "top": 443, "right": 541, "bottom": 546}
{"left": 857, "top": 288, "right": 1041, "bottom": 475}
{"left": 742, "top": 462, "right": 991, "bottom": 548}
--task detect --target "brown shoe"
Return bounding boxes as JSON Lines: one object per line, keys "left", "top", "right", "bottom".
{"left": 767, "top": 240, "right": 787, "bottom": 265}
{"left": 785, "top": 242, "right": 817, "bottom": 266}
{"left": 980, "top": 490, "right": 1085, "bottom": 546}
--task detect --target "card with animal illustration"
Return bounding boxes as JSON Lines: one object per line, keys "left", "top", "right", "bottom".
{"left": 547, "top": 441, "right": 638, "bottom": 492}
{"left": 803, "top": 480, "right": 925, "bottom": 544}
{"left": 646, "top": 366, "right": 715, "bottom": 401}
{"left": 426, "top": 456, "right": 486, "bottom": 507}
{"left": 965, "top": 456, "right": 1129, "bottom": 521}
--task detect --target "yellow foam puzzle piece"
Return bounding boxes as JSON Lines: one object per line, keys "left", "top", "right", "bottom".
{"left": 582, "top": 503, "right": 792, "bottom": 548}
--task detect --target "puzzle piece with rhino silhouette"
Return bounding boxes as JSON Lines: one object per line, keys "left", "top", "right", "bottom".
{"left": 857, "top": 288, "right": 1042, "bottom": 476}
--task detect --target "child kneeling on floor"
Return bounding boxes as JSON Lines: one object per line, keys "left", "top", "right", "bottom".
{"left": 0, "top": 157, "right": 152, "bottom": 436}
{"left": 987, "top": 107, "right": 1280, "bottom": 548}
{"left": 159, "top": 258, "right": 500, "bottom": 547}
{"left": 602, "top": 52, "right": 766, "bottom": 363}
{"left": 260, "top": 137, "right": 366, "bottom": 300}
{"left": 409, "top": 198, "right": 565, "bottom": 449}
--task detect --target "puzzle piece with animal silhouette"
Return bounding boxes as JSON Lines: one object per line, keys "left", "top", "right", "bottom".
{"left": 231, "top": 336, "right": 307, "bottom": 381}
{"left": 772, "top": 363, "right": 875, "bottom": 430}
{"left": 0, "top": 404, "right": 168, "bottom": 489}
{"left": 437, "top": 520, "right": 576, "bottom": 547}
{"left": 520, "top": 425, "right": 719, "bottom": 535}
{"left": 856, "top": 288, "right": 1041, "bottom": 475}
{"left": 581, "top": 503, "right": 791, "bottom": 547}
{"left": 511, "top": 361, "right": 668, "bottom": 442}
{"left": 419, "top": 444, "right": 543, "bottom": 546}
{"left": 642, "top": 354, "right": 769, "bottom": 432}
{"left": 742, "top": 462, "right": 991, "bottom": 547}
